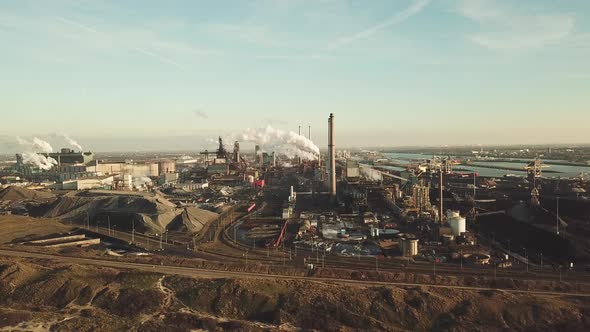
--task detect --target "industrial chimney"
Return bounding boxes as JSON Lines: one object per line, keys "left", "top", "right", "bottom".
{"left": 328, "top": 113, "right": 336, "bottom": 198}
{"left": 298, "top": 125, "right": 302, "bottom": 165}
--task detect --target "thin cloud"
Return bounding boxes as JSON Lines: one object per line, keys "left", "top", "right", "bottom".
{"left": 56, "top": 17, "right": 185, "bottom": 69}
{"left": 455, "top": 0, "right": 575, "bottom": 50}
{"left": 193, "top": 109, "right": 208, "bottom": 119}
{"left": 326, "top": 0, "right": 431, "bottom": 50}
{"left": 207, "top": 23, "right": 283, "bottom": 47}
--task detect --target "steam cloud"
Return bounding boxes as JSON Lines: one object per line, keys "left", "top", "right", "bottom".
{"left": 360, "top": 165, "right": 383, "bottom": 182}
{"left": 16, "top": 137, "right": 58, "bottom": 170}
{"left": 22, "top": 152, "right": 58, "bottom": 170}
{"left": 237, "top": 125, "right": 320, "bottom": 161}
{"left": 62, "top": 135, "right": 83, "bottom": 151}
{"left": 16, "top": 136, "right": 54, "bottom": 153}
{"left": 132, "top": 176, "right": 152, "bottom": 187}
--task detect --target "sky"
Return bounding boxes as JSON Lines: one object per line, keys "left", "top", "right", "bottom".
{"left": 1, "top": 0, "right": 589, "bottom": 152}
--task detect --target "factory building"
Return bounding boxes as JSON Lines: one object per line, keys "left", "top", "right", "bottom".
{"left": 45, "top": 148, "right": 94, "bottom": 165}
{"left": 87, "top": 162, "right": 159, "bottom": 177}
{"left": 61, "top": 175, "right": 114, "bottom": 190}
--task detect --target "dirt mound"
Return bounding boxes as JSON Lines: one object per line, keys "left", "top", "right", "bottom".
{"left": 167, "top": 207, "right": 219, "bottom": 234}
{"left": 44, "top": 191, "right": 182, "bottom": 233}
{"left": 0, "top": 186, "right": 55, "bottom": 201}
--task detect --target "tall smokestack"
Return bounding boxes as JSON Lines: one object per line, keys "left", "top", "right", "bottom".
{"left": 298, "top": 125, "right": 302, "bottom": 165}
{"left": 328, "top": 113, "right": 336, "bottom": 198}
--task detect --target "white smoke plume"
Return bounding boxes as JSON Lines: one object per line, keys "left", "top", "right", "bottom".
{"left": 16, "top": 137, "right": 58, "bottom": 170}
{"left": 360, "top": 165, "right": 383, "bottom": 182}
{"left": 132, "top": 176, "right": 152, "bottom": 187}
{"left": 21, "top": 152, "right": 58, "bottom": 170}
{"left": 62, "top": 135, "right": 83, "bottom": 151}
{"left": 16, "top": 136, "right": 54, "bottom": 153}
{"left": 237, "top": 125, "right": 320, "bottom": 161}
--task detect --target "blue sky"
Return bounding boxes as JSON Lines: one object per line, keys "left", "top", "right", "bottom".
{"left": 1, "top": 0, "right": 589, "bottom": 151}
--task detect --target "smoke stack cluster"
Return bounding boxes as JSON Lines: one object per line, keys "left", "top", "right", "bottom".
{"left": 328, "top": 113, "right": 336, "bottom": 198}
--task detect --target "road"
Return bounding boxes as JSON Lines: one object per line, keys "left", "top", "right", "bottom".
{"left": 1, "top": 249, "right": 589, "bottom": 298}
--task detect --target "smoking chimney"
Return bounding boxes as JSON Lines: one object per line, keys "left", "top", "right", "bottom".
{"left": 328, "top": 113, "right": 336, "bottom": 198}
{"left": 298, "top": 125, "right": 302, "bottom": 165}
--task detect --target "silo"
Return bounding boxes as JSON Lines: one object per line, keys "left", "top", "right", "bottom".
{"left": 158, "top": 160, "right": 176, "bottom": 175}
{"left": 449, "top": 212, "right": 466, "bottom": 236}
{"left": 148, "top": 163, "right": 159, "bottom": 177}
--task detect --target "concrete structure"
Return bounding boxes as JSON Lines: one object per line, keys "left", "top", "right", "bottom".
{"left": 328, "top": 113, "right": 336, "bottom": 198}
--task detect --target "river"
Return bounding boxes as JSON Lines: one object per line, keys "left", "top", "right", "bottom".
{"left": 383, "top": 153, "right": 590, "bottom": 178}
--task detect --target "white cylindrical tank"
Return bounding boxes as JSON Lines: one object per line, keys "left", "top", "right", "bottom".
{"left": 246, "top": 175, "right": 255, "bottom": 183}
{"left": 450, "top": 215, "right": 466, "bottom": 236}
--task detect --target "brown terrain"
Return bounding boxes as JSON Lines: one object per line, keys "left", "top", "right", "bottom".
{"left": 0, "top": 256, "right": 589, "bottom": 332}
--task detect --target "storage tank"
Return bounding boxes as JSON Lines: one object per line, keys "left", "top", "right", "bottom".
{"left": 246, "top": 175, "right": 255, "bottom": 183}
{"left": 449, "top": 213, "right": 466, "bottom": 236}
{"left": 158, "top": 160, "right": 176, "bottom": 175}
{"left": 401, "top": 237, "right": 419, "bottom": 257}
{"left": 148, "top": 163, "right": 159, "bottom": 177}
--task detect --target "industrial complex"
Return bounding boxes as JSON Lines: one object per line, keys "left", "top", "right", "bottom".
{"left": 1, "top": 112, "right": 590, "bottom": 331}
{"left": 2, "top": 113, "right": 590, "bottom": 275}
